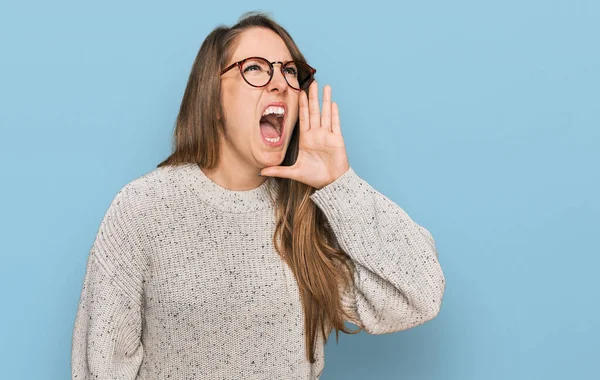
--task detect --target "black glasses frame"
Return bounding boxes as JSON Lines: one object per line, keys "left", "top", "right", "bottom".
{"left": 220, "top": 56, "right": 316, "bottom": 91}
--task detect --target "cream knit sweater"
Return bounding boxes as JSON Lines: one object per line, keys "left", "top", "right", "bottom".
{"left": 71, "top": 163, "right": 445, "bottom": 379}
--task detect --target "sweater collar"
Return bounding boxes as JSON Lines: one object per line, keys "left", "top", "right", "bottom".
{"left": 174, "top": 163, "right": 277, "bottom": 213}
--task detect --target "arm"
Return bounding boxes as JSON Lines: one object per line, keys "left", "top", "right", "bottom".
{"left": 310, "top": 167, "right": 445, "bottom": 334}
{"left": 71, "top": 185, "right": 147, "bottom": 379}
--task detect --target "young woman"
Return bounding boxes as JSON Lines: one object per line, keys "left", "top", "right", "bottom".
{"left": 71, "top": 12, "right": 446, "bottom": 380}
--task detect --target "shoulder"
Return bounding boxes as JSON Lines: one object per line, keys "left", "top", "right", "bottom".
{"left": 113, "top": 164, "right": 187, "bottom": 205}
{"left": 101, "top": 165, "right": 185, "bottom": 230}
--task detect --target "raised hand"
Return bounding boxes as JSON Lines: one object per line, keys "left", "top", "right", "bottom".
{"left": 259, "top": 81, "right": 350, "bottom": 189}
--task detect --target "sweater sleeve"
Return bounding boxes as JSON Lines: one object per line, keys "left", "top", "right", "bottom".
{"left": 71, "top": 185, "right": 148, "bottom": 379}
{"left": 309, "top": 167, "right": 445, "bottom": 334}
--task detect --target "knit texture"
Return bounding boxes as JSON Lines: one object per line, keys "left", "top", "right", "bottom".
{"left": 71, "top": 163, "right": 445, "bottom": 379}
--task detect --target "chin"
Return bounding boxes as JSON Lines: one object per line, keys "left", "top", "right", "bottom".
{"left": 262, "top": 150, "right": 286, "bottom": 164}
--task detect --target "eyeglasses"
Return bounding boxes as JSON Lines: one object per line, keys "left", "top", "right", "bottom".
{"left": 220, "top": 56, "right": 316, "bottom": 91}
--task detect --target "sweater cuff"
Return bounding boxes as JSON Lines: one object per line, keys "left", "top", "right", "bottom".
{"left": 309, "top": 166, "right": 369, "bottom": 218}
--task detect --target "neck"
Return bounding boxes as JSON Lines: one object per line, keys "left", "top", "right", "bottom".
{"left": 202, "top": 144, "right": 268, "bottom": 192}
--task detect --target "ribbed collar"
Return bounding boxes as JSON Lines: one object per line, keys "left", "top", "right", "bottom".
{"left": 173, "top": 163, "right": 277, "bottom": 213}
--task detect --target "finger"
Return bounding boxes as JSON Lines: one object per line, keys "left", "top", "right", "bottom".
{"left": 298, "top": 90, "right": 310, "bottom": 133}
{"left": 332, "top": 101, "right": 341, "bottom": 135}
{"left": 259, "top": 165, "right": 298, "bottom": 180}
{"left": 321, "top": 85, "right": 332, "bottom": 132}
{"left": 308, "top": 80, "right": 320, "bottom": 129}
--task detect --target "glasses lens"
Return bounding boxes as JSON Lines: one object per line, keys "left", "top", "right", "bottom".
{"left": 241, "top": 58, "right": 271, "bottom": 87}
{"left": 283, "top": 61, "right": 314, "bottom": 90}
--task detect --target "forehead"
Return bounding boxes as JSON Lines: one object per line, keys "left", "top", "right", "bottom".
{"left": 229, "top": 27, "right": 292, "bottom": 63}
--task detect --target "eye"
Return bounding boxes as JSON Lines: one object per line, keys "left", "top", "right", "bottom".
{"left": 283, "top": 66, "right": 298, "bottom": 76}
{"left": 244, "top": 64, "right": 263, "bottom": 73}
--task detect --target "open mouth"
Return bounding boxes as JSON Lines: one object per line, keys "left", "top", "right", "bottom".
{"left": 259, "top": 105, "right": 285, "bottom": 144}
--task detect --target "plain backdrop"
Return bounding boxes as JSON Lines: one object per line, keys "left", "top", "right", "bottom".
{"left": 0, "top": 1, "right": 598, "bottom": 379}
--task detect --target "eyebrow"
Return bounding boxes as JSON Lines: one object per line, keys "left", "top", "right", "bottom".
{"left": 234, "top": 56, "right": 294, "bottom": 63}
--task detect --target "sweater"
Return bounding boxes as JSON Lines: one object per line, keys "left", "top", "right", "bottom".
{"left": 71, "top": 163, "right": 445, "bottom": 379}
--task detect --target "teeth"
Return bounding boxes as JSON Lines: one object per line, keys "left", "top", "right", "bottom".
{"left": 264, "top": 136, "right": 281, "bottom": 143}
{"left": 262, "top": 106, "right": 285, "bottom": 117}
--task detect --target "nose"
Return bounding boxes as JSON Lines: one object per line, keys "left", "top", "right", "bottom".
{"left": 266, "top": 63, "right": 288, "bottom": 93}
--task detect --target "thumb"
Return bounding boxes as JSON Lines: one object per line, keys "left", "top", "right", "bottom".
{"left": 259, "top": 165, "right": 297, "bottom": 180}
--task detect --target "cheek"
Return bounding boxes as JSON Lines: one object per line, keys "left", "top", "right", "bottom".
{"left": 222, "top": 87, "right": 255, "bottom": 131}
{"left": 288, "top": 96, "right": 300, "bottom": 125}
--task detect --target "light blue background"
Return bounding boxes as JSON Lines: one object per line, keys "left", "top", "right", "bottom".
{"left": 1, "top": 0, "right": 598, "bottom": 379}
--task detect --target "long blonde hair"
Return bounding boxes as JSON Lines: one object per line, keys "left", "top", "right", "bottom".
{"left": 157, "top": 12, "right": 362, "bottom": 363}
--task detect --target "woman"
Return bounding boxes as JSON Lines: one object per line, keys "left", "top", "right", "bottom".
{"left": 71, "top": 12, "right": 445, "bottom": 380}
